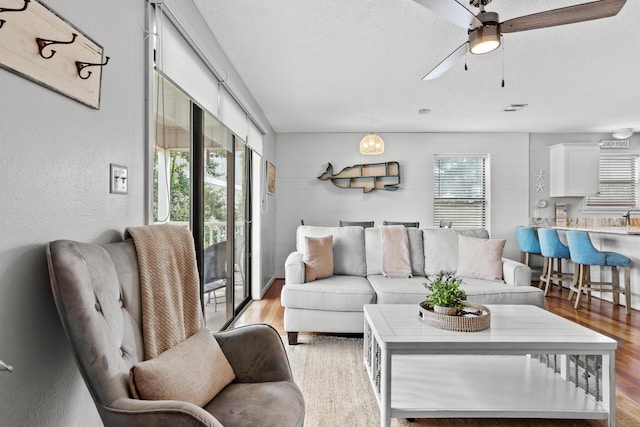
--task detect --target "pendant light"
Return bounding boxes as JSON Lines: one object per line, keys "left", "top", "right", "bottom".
{"left": 612, "top": 128, "right": 633, "bottom": 140}
{"left": 359, "top": 119, "right": 384, "bottom": 155}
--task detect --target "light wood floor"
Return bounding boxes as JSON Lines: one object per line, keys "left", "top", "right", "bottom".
{"left": 232, "top": 279, "right": 640, "bottom": 404}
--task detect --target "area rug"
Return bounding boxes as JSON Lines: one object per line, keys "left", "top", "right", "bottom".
{"left": 285, "top": 335, "right": 640, "bottom": 427}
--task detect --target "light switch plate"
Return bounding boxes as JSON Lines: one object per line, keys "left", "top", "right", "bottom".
{"left": 110, "top": 163, "right": 128, "bottom": 194}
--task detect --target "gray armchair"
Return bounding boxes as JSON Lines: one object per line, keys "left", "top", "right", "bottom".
{"left": 46, "top": 238, "right": 304, "bottom": 426}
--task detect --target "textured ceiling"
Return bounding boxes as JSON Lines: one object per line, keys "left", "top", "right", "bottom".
{"left": 194, "top": 0, "right": 640, "bottom": 134}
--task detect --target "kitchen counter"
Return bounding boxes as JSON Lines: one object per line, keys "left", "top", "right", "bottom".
{"left": 552, "top": 224, "right": 640, "bottom": 235}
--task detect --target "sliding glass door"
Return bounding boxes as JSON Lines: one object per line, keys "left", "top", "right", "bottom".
{"left": 153, "top": 72, "right": 251, "bottom": 330}
{"left": 233, "top": 139, "right": 250, "bottom": 312}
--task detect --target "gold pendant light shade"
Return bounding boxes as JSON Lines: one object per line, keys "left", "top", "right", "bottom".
{"left": 359, "top": 133, "right": 385, "bottom": 155}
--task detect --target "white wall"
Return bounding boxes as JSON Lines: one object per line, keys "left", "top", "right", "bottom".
{"left": 259, "top": 134, "right": 278, "bottom": 292}
{"left": 0, "top": 1, "right": 145, "bottom": 425}
{"left": 0, "top": 1, "right": 277, "bottom": 425}
{"left": 274, "top": 132, "right": 530, "bottom": 277}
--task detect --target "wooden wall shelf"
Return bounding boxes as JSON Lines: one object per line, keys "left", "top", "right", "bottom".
{"left": 318, "top": 161, "right": 400, "bottom": 193}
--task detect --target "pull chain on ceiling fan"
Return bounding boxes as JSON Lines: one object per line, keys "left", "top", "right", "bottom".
{"left": 416, "top": 0, "right": 627, "bottom": 80}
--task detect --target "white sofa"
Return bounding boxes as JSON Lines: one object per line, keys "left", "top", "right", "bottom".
{"left": 282, "top": 225, "right": 544, "bottom": 345}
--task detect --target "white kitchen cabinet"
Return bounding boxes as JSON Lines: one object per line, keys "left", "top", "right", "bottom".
{"left": 549, "top": 143, "right": 599, "bottom": 197}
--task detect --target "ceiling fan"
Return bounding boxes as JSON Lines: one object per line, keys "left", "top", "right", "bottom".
{"left": 416, "top": 0, "right": 627, "bottom": 80}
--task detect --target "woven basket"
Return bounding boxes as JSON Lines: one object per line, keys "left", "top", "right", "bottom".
{"left": 433, "top": 305, "right": 459, "bottom": 316}
{"left": 418, "top": 301, "right": 490, "bottom": 332}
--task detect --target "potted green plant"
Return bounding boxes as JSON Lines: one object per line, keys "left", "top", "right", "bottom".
{"left": 423, "top": 272, "right": 467, "bottom": 316}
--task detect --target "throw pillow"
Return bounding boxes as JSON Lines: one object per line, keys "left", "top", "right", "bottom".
{"left": 423, "top": 228, "right": 459, "bottom": 275}
{"left": 456, "top": 235, "right": 506, "bottom": 281}
{"left": 129, "top": 328, "right": 236, "bottom": 407}
{"left": 380, "top": 225, "right": 412, "bottom": 278}
{"left": 297, "top": 226, "right": 366, "bottom": 276}
{"left": 304, "top": 235, "right": 334, "bottom": 282}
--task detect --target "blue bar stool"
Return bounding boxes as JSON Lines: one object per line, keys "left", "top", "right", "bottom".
{"left": 537, "top": 228, "right": 575, "bottom": 296}
{"left": 515, "top": 226, "right": 542, "bottom": 267}
{"left": 565, "top": 231, "right": 631, "bottom": 315}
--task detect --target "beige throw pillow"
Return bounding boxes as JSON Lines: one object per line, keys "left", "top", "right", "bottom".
{"left": 304, "top": 235, "right": 334, "bottom": 282}
{"left": 129, "top": 328, "right": 236, "bottom": 407}
{"left": 456, "top": 235, "right": 506, "bottom": 281}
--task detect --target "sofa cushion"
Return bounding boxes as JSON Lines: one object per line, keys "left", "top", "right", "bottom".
{"left": 304, "top": 235, "right": 334, "bottom": 281}
{"left": 281, "top": 275, "right": 375, "bottom": 312}
{"left": 461, "top": 278, "right": 545, "bottom": 307}
{"left": 369, "top": 274, "right": 545, "bottom": 307}
{"left": 297, "top": 226, "right": 366, "bottom": 276}
{"left": 366, "top": 227, "right": 425, "bottom": 276}
{"left": 456, "top": 235, "right": 505, "bottom": 281}
{"left": 423, "top": 228, "right": 489, "bottom": 276}
{"left": 367, "top": 275, "right": 427, "bottom": 304}
{"left": 129, "top": 328, "right": 236, "bottom": 407}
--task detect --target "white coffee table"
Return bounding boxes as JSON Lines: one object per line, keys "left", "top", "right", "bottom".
{"left": 363, "top": 304, "right": 617, "bottom": 427}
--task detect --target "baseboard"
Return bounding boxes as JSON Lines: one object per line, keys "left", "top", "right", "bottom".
{"left": 256, "top": 275, "right": 276, "bottom": 300}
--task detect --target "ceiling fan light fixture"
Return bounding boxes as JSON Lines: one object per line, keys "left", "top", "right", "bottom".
{"left": 359, "top": 133, "right": 385, "bottom": 155}
{"left": 469, "top": 24, "right": 500, "bottom": 55}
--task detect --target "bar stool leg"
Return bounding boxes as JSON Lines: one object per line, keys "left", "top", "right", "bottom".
{"left": 624, "top": 266, "right": 631, "bottom": 315}
{"left": 539, "top": 256, "right": 549, "bottom": 290}
{"left": 573, "top": 264, "right": 587, "bottom": 310}
{"left": 585, "top": 266, "right": 592, "bottom": 301}
{"left": 568, "top": 264, "right": 579, "bottom": 301}
{"left": 542, "top": 257, "right": 555, "bottom": 296}
{"left": 557, "top": 260, "right": 563, "bottom": 293}
{"left": 611, "top": 266, "right": 620, "bottom": 306}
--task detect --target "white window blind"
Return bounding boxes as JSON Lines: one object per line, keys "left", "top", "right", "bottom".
{"left": 433, "top": 156, "right": 487, "bottom": 228}
{"left": 585, "top": 154, "right": 638, "bottom": 208}
{"left": 247, "top": 122, "right": 263, "bottom": 156}
{"left": 157, "top": 13, "right": 219, "bottom": 118}
{"left": 155, "top": 6, "right": 267, "bottom": 144}
{"left": 219, "top": 87, "right": 247, "bottom": 141}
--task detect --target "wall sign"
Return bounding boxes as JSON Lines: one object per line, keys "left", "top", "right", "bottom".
{"left": 318, "top": 161, "right": 400, "bottom": 193}
{"left": 0, "top": 0, "right": 109, "bottom": 109}
{"left": 599, "top": 140, "right": 630, "bottom": 149}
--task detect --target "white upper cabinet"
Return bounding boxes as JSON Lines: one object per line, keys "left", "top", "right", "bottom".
{"left": 549, "top": 143, "right": 599, "bottom": 197}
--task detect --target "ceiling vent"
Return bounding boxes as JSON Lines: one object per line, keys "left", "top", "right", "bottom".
{"left": 503, "top": 104, "right": 527, "bottom": 112}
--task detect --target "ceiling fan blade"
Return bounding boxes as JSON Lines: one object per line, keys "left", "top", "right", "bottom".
{"left": 413, "top": 0, "right": 481, "bottom": 29}
{"left": 501, "top": 0, "right": 627, "bottom": 33}
{"left": 422, "top": 42, "right": 468, "bottom": 80}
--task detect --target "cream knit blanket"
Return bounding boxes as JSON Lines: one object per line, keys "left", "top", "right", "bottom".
{"left": 125, "top": 224, "right": 203, "bottom": 360}
{"left": 380, "top": 225, "right": 413, "bottom": 278}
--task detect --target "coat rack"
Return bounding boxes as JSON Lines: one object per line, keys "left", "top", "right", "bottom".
{"left": 0, "top": 0, "right": 108, "bottom": 109}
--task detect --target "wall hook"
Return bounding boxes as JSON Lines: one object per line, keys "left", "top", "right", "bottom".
{"left": 0, "top": 359, "right": 13, "bottom": 373}
{"left": 75, "top": 56, "right": 109, "bottom": 80}
{"left": 0, "top": 0, "right": 30, "bottom": 29}
{"left": 36, "top": 32, "right": 77, "bottom": 59}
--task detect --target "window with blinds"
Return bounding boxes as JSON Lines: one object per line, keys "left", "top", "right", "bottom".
{"left": 585, "top": 154, "right": 639, "bottom": 208}
{"left": 433, "top": 156, "right": 487, "bottom": 228}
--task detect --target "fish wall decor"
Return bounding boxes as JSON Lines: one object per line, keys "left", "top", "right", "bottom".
{"left": 317, "top": 162, "right": 400, "bottom": 193}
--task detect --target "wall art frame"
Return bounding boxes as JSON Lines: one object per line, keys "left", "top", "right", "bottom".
{"left": 266, "top": 161, "right": 276, "bottom": 195}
